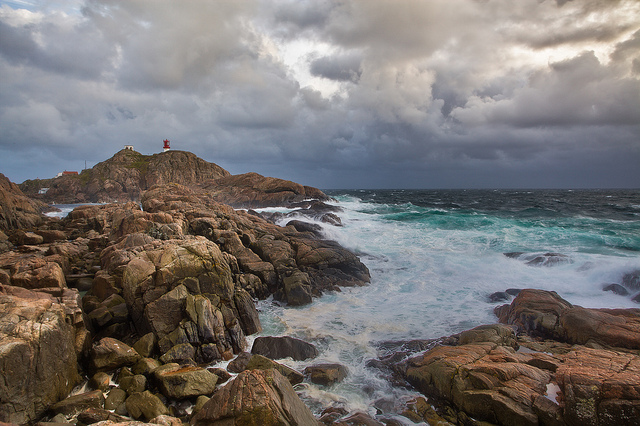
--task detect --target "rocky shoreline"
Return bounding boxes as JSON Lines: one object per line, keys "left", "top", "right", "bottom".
{"left": 2, "top": 156, "right": 640, "bottom": 425}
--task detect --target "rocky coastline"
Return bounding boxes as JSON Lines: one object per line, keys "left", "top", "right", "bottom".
{"left": 2, "top": 152, "right": 640, "bottom": 425}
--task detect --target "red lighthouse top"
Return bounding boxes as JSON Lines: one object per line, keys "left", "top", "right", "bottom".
{"left": 163, "top": 139, "right": 170, "bottom": 149}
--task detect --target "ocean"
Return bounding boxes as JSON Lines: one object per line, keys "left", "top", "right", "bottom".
{"left": 255, "top": 189, "right": 640, "bottom": 420}
{"left": 48, "top": 190, "right": 640, "bottom": 421}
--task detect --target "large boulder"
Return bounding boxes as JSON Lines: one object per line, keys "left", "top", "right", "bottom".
{"left": 495, "top": 289, "right": 640, "bottom": 349}
{"left": 0, "top": 288, "right": 81, "bottom": 424}
{"left": 89, "top": 337, "right": 141, "bottom": 373}
{"left": 304, "top": 363, "right": 349, "bottom": 386}
{"left": 114, "top": 237, "right": 245, "bottom": 361}
{"left": 556, "top": 347, "right": 640, "bottom": 425}
{"left": 251, "top": 336, "right": 319, "bottom": 361}
{"left": 191, "top": 369, "right": 318, "bottom": 425}
{"left": 153, "top": 363, "right": 218, "bottom": 399}
{"left": 7, "top": 256, "right": 66, "bottom": 289}
{"left": 396, "top": 296, "right": 640, "bottom": 426}
{"left": 403, "top": 330, "right": 554, "bottom": 426}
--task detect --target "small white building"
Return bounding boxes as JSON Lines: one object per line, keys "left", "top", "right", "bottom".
{"left": 124, "top": 145, "right": 134, "bottom": 150}
{"left": 38, "top": 188, "right": 49, "bottom": 194}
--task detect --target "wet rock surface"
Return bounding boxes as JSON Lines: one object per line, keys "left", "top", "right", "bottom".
{"left": 0, "top": 173, "right": 370, "bottom": 424}
{"left": 6, "top": 163, "right": 640, "bottom": 425}
{"left": 251, "top": 335, "right": 320, "bottom": 361}
{"left": 377, "top": 291, "right": 640, "bottom": 426}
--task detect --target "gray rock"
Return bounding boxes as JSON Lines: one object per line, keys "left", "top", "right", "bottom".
{"left": 304, "top": 363, "right": 349, "bottom": 386}
{"left": 125, "top": 391, "right": 169, "bottom": 421}
{"left": 603, "top": 283, "right": 629, "bottom": 296}
{"left": 50, "top": 390, "right": 105, "bottom": 416}
{"left": 154, "top": 363, "right": 218, "bottom": 399}
{"left": 251, "top": 335, "right": 318, "bottom": 361}
{"left": 104, "top": 387, "right": 126, "bottom": 411}
{"left": 132, "top": 332, "right": 156, "bottom": 357}
{"left": 119, "top": 374, "right": 147, "bottom": 395}
{"left": 90, "top": 337, "right": 141, "bottom": 372}
{"left": 622, "top": 270, "right": 640, "bottom": 289}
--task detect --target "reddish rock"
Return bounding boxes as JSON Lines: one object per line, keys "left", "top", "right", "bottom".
{"left": 556, "top": 347, "right": 640, "bottom": 425}
{"left": 404, "top": 341, "right": 551, "bottom": 426}
{"left": 495, "top": 289, "right": 640, "bottom": 349}
{"left": 0, "top": 173, "right": 45, "bottom": 230}
{"left": 191, "top": 369, "right": 317, "bottom": 426}
{"left": 0, "top": 286, "right": 82, "bottom": 424}
{"left": 8, "top": 256, "right": 66, "bottom": 289}
{"left": 202, "top": 171, "right": 331, "bottom": 209}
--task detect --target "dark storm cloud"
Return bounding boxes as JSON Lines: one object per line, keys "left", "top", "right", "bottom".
{"left": 0, "top": 0, "right": 638, "bottom": 188}
{"left": 270, "top": 0, "right": 334, "bottom": 35}
{"left": 0, "top": 13, "right": 113, "bottom": 78}
{"left": 452, "top": 51, "right": 640, "bottom": 128}
{"left": 309, "top": 52, "right": 362, "bottom": 82}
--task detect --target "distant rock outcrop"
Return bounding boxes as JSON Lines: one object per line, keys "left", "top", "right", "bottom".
{"left": 202, "top": 172, "right": 331, "bottom": 208}
{"left": 20, "top": 149, "right": 231, "bottom": 204}
{"left": 19, "top": 149, "right": 331, "bottom": 208}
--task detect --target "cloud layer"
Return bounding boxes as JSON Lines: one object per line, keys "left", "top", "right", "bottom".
{"left": 1, "top": 0, "right": 639, "bottom": 188}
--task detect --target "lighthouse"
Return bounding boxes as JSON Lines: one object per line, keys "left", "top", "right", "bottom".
{"left": 163, "top": 139, "right": 170, "bottom": 152}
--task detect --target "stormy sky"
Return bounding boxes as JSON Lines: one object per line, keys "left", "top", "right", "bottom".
{"left": 1, "top": 0, "right": 639, "bottom": 189}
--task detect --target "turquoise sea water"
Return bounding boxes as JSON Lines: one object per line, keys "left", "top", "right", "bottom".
{"left": 255, "top": 189, "right": 640, "bottom": 420}
{"left": 49, "top": 190, "right": 640, "bottom": 421}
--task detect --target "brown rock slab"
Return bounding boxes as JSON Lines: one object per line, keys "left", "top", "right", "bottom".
{"left": 125, "top": 390, "right": 169, "bottom": 421}
{"left": 191, "top": 369, "right": 317, "bottom": 426}
{"left": 154, "top": 363, "right": 218, "bottom": 400}
{"left": 50, "top": 390, "right": 105, "bottom": 416}
{"left": 304, "top": 363, "right": 349, "bottom": 386}
{"left": 0, "top": 288, "right": 81, "bottom": 424}
{"left": 496, "top": 289, "right": 640, "bottom": 350}
{"left": 90, "top": 337, "right": 141, "bottom": 372}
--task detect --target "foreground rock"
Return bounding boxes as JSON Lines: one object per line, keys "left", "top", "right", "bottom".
{"left": 191, "top": 369, "right": 318, "bottom": 426}
{"left": 0, "top": 166, "right": 370, "bottom": 424}
{"left": 0, "top": 285, "right": 83, "bottom": 424}
{"left": 394, "top": 291, "right": 640, "bottom": 426}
